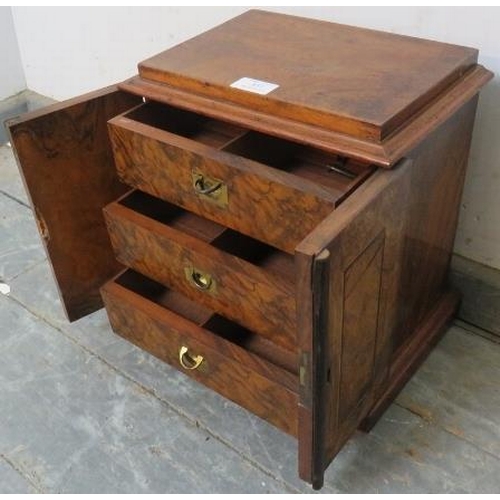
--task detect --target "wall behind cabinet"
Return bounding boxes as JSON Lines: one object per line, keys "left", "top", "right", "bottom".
{"left": 0, "top": 7, "right": 26, "bottom": 100}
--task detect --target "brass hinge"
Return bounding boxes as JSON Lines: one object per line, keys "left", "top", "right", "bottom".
{"left": 299, "top": 351, "right": 309, "bottom": 387}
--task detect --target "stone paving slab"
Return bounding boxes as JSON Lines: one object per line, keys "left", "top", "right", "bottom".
{"left": 0, "top": 192, "right": 45, "bottom": 281}
{"left": 396, "top": 324, "right": 500, "bottom": 459}
{"left": 0, "top": 294, "right": 293, "bottom": 494}
{"left": 0, "top": 457, "right": 37, "bottom": 493}
{"left": 0, "top": 145, "right": 29, "bottom": 206}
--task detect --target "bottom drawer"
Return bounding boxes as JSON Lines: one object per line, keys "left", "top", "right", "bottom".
{"left": 101, "top": 269, "right": 299, "bottom": 436}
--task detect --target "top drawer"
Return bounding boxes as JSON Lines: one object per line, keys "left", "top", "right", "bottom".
{"left": 108, "top": 102, "right": 374, "bottom": 253}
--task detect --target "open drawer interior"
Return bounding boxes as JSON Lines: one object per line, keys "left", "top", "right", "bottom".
{"left": 113, "top": 268, "right": 298, "bottom": 375}
{"left": 222, "top": 131, "right": 373, "bottom": 199}
{"left": 124, "top": 101, "right": 247, "bottom": 148}
{"left": 122, "top": 101, "right": 375, "bottom": 201}
{"left": 118, "top": 190, "right": 295, "bottom": 284}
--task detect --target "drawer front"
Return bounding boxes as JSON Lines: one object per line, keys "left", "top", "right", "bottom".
{"left": 108, "top": 115, "right": 337, "bottom": 253}
{"left": 103, "top": 194, "right": 296, "bottom": 351}
{"left": 101, "top": 271, "right": 298, "bottom": 436}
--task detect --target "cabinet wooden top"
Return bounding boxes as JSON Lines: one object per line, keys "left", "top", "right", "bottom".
{"left": 138, "top": 10, "right": 478, "bottom": 142}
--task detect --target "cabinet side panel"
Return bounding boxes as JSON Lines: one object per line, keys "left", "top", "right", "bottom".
{"left": 393, "top": 96, "right": 479, "bottom": 350}
{"left": 7, "top": 87, "right": 142, "bottom": 321}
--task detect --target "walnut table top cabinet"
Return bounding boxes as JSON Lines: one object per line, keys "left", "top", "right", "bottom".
{"left": 7, "top": 10, "right": 493, "bottom": 489}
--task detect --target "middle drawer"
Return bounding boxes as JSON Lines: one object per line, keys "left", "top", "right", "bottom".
{"left": 104, "top": 190, "right": 296, "bottom": 351}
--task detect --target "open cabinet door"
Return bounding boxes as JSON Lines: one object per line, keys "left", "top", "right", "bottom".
{"left": 7, "top": 86, "right": 142, "bottom": 321}
{"left": 296, "top": 159, "right": 412, "bottom": 489}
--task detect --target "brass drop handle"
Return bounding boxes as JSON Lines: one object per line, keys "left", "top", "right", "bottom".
{"left": 185, "top": 266, "right": 216, "bottom": 292}
{"left": 194, "top": 175, "right": 222, "bottom": 196}
{"left": 191, "top": 269, "right": 212, "bottom": 290}
{"left": 179, "top": 345, "right": 204, "bottom": 370}
{"left": 191, "top": 171, "right": 228, "bottom": 207}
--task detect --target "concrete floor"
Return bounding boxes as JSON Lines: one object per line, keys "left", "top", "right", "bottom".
{"left": 1, "top": 142, "right": 500, "bottom": 493}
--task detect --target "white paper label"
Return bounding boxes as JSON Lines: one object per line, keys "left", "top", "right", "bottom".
{"left": 230, "top": 77, "right": 279, "bottom": 95}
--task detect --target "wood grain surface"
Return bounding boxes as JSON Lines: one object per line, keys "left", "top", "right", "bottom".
{"left": 139, "top": 10, "right": 478, "bottom": 141}
{"left": 120, "top": 65, "right": 492, "bottom": 168}
{"left": 393, "top": 97, "right": 479, "bottom": 352}
{"left": 103, "top": 191, "right": 297, "bottom": 351}
{"left": 7, "top": 87, "right": 141, "bottom": 320}
{"left": 107, "top": 104, "right": 357, "bottom": 253}
{"left": 359, "top": 289, "right": 460, "bottom": 431}
{"left": 101, "top": 270, "right": 299, "bottom": 436}
{"left": 296, "top": 161, "right": 412, "bottom": 488}
{"left": 294, "top": 97, "right": 482, "bottom": 486}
